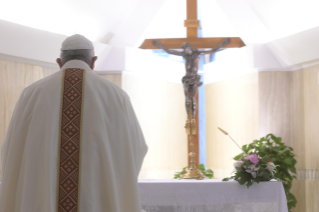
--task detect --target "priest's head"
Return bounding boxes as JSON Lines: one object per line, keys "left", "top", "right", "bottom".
{"left": 56, "top": 34, "right": 98, "bottom": 70}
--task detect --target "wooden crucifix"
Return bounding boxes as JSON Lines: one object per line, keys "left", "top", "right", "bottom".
{"left": 140, "top": 0, "right": 245, "bottom": 168}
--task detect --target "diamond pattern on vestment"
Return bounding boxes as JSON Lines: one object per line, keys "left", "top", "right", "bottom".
{"left": 74, "top": 82, "right": 83, "bottom": 93}
{"left": 63, "top": 82, "right": 72, "bottom": 94}
{"left": 61, "top": 116, "right": 71, "bottom": 128}
{"left": 61, "top": 197, "right": 77, "bottom": 212}
{"left": 70, "top": 189, "right": 79, "bottom": 204}
{"left": 64, "top": 105, "right": 80, "bottom": 121}
{"left": 70, "top": 134, "right": 80, "bottom": 144}
{"left": 62, "top": 123, "right": 79, "bottom": 138}
{"left": 72, "top": 116, "right": 81, "bottom": 129}
{"left": 66, "top": 73, "right": 81, "bottom": 85}
{"left": 62, "top": 96, "right": 72, "bottom": 108}
{"left": 70, "top": 170, "right": 79, "bottom": 182}
{"left": 71, "top": 152, "right": 80, "bottom": 164}
{"left": 60, "top": 169, "right": 68, "bottom": 182}
{"left": 61, "top": 158, "right": 78, "bottom": 175}
{"left": 62, "top": 141, "right": 79, "bottom": 155}
{"left": 59, "top": 188, "right": 67, "bottom": 202}
{"left": 58, "top": 68, "right": 85, "bottom": 212}
{"left": 72, "top": 98, "right": 82, "bottom": 112}
{"left": 65, "top": 88, "right": 81, "bottom": 102}
{"left": 61, "top": 177, "right": 77, "bottom": 192}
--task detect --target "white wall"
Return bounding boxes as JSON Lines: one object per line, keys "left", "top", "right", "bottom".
{"left": 204, "top": 44, "right": 283, "bottom": 84}
{"left": 0, "top": 19, "right": 108, "bottom": 65}
{"left": 267, "top": 26, "right": 319, "bottom": 67}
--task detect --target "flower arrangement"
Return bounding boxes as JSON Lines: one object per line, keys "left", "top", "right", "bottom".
{"left": 218, "top": 129, "right": 297, "bottom": 212}
{"left": 223, "top": 153, "right": 277, "bottom": 187}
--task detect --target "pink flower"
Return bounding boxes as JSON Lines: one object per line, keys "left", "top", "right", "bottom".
{"left": 245, "top": 154, "right": 259, "bottom": 164}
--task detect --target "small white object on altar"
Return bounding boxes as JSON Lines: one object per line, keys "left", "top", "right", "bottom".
{"left": 138, "top": 179, "right": 288, "bottom": 212}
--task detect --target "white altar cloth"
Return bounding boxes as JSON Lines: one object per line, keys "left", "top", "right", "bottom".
{"left": 0, "top": 180, "right": 288, "bottom": 212}
{"left": 138, "top": 179, "right": 288, "bottom": 212}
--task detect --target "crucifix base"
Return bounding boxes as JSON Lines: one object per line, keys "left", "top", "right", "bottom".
{"left": 179, "top": 119, "right": 204, "bottom": 180}
{"left": 179, "top": 168, "right": 204, "bottom": 180}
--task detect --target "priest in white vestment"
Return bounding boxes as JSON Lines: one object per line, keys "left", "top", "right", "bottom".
{"left": 0, "top": 34, "right": 148, "bottom": 212}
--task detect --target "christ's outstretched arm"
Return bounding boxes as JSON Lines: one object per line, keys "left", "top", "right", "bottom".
{"left": 152, "top": 40, "right": 184, "bottom": 56}
{"left": 199, "top": 38, "right": 231, "bottom": 55}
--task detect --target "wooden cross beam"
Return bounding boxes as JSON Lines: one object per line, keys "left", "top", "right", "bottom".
{"left": 139, "top": 0, "right": 244, "bottom": 167}
{"left": 140, "top": 0, "right": 245, "bottom": 49}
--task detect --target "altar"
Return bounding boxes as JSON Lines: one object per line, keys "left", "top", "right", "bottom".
{"left": 138, "top": 179, "right": 288, "bottom": 212}
{"left": 0, "top": 179, "right": 288, "bottom": 211}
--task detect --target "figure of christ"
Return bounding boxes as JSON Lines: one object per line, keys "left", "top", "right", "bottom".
{"left": 153, "top": 38, "right": 230, "bottom": 120}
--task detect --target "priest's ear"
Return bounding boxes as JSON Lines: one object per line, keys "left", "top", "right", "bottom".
{"left": 90, "top": 56, "right": 98, "bottom": 70}
{"left": 56, "top": 58, "right": 63, "bottom": 68}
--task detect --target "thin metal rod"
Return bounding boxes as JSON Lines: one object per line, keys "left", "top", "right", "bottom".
{"left": 227, "top": 134, "right": 247, "bottom": 156}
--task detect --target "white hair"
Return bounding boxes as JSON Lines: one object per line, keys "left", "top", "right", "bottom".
{"left": 60, "top": 49, "right": 94, "bottom": 66}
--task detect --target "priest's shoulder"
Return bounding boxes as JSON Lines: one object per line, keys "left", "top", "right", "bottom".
{"left": 89, "top": 71, "right": 129, "bottom": 98}
{"left": 21, "top": 71, "right": 63, "bottom": 94}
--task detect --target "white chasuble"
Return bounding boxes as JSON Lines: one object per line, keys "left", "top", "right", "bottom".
{"left": 0, "top": 60, "right": 148, "bottom": 212}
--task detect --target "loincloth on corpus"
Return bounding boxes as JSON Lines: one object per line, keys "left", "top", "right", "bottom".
{"left": 182, "top": 75, "right": 203, "bottom": 86}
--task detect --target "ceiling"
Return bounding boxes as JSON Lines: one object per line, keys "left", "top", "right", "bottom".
{"left": 1, "top": 0, "right": 319, "bottom": 45}
{"left": 1, "top": 0, "right": 319, "bottom": 68}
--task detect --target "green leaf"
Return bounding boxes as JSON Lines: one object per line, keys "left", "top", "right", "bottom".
{"left": 221, "top": 133, "right": 297, "bottom": 211}
{"left": 283, "top": 158, "right": 293, "bottom": 165}
{"left": 246, "top": 179, "right": 253, "bottom": 188}
{"left": 252, "top": 178, "right": 260, "bottom": 183}
{"left": 205, "top": 174, "right": 213, "bottom": 179}
{"left": 242, "top": 145, "right": 248, "bottom": 153}
{"left": 198, "top": 164, "right": 205, "bottom": 170}
{"left": 234, "top": 154, "right": 244, "bottom": 161}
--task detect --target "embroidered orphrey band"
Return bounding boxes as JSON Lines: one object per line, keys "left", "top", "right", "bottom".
{"left": 57, "top": 68, "right": 85, "bottom": 212}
